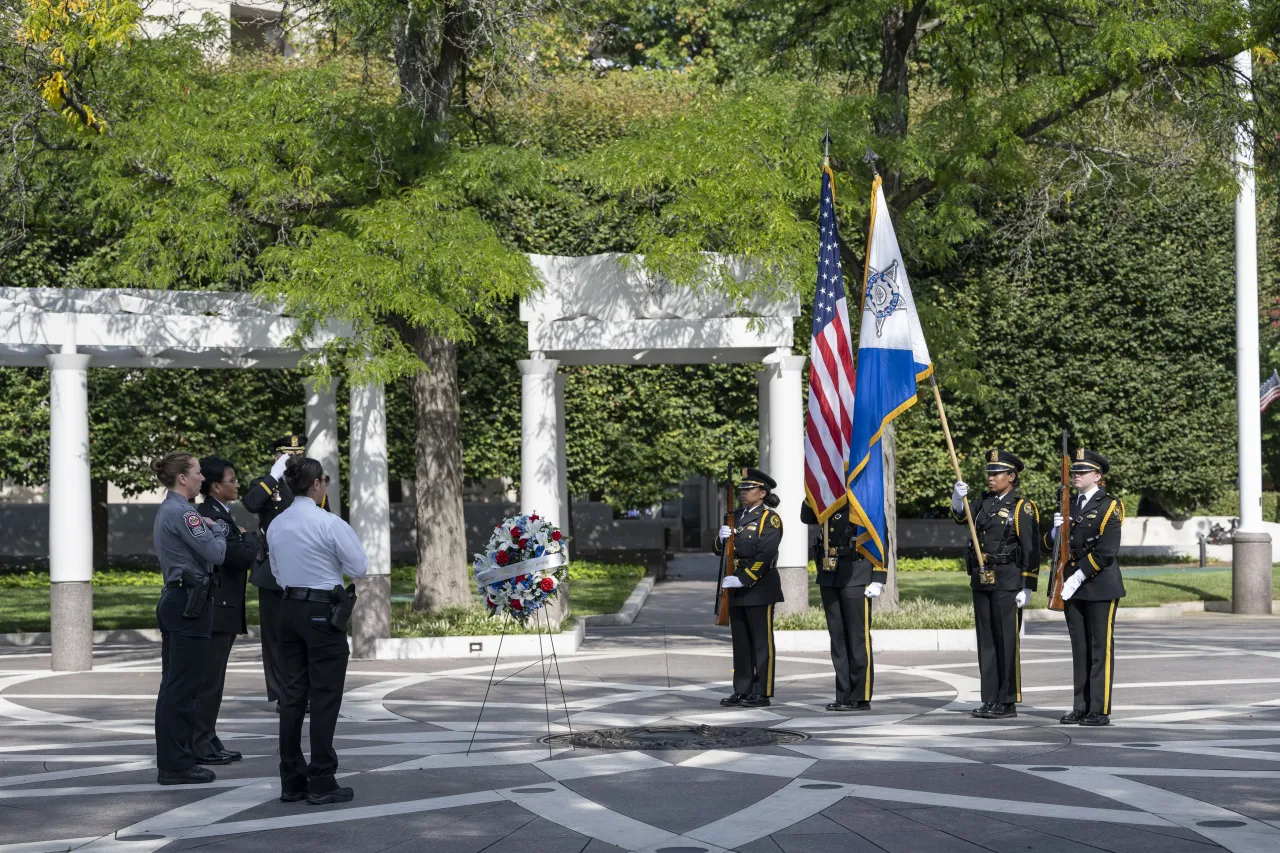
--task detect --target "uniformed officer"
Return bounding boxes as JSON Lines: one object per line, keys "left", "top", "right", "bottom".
{"left": 192, "top": 456, "right": 260, "bottom": 765}
{"left": 149, "top": 451, "right": 228, "bottom": 785}
{"left": 715, "top": 468, "right": 784, "bottom": 708}
{"left": 243, "top": 434, "right": 306, "bottom": 711}
{"left": 801, "top": 501, "right": 884, "bottom": 711}
{"left": 951, "top": 450, "right": 1040, "bottom": 719}
{"left": 269, "top": 456, "right": 367, "bottom": 805}
{"left": 1046, "top": 449, "right": 1125, "bottom": 727}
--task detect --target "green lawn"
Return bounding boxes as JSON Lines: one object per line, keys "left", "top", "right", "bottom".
{"left": 0, "top": 561, "right": 645, "bottom": 634}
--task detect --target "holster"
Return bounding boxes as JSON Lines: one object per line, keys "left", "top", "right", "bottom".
{"left": 328, "top": 583, "right": 357, "bottom": 632}
{"left": 181, "top": 570, "right": 212, "bottom": 618}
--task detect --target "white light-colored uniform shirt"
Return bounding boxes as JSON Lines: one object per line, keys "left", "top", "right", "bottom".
{"left": 267, "top": 496, "right": 368, "bottom": 590}
{"left": 1077, "top": 485, "right": 1099, "bottom": 508}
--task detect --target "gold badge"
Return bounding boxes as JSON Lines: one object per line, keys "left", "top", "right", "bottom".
{"left": 1076, "top": 448, "right": 1085, "bottom": 460}
{"left": 741, "top": 467, "right": 749, "bottom": 479}
{"left": 1086, "top": 512, "right": 1098, "bottom": 520}
{"left": 770, "top": 514, "right": 781, "bottom": 528}
{"left": 291, "top": 435, "right": 299, "bottom": 448}
{"left": 997, "top": 509, "right": 1009, "bottom": 518}
{"left": 990, "top": 450, "right": 999, "bottom": 463}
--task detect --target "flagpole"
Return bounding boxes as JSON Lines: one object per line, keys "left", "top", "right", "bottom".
{"left": 928, "top": 375, "right": 985, "bottom": 571}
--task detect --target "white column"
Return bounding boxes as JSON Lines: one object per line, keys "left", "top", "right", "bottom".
{"left": 757, "top": 367, "right": 773, "bottom": 472}
{"left": 554, "top": 372, "right": 571, "bottom": 541}
{"left": 47, "top": 350, "right": 94, "bottom": 671}
{"left": 348, "top": 381, "right": 390, "bottom": 657}
{"left": 519, "top": 358, "right": 563, "bottom": 527}
{"left": 304, "top": 378, "right": 342, "bottom": 515}
{"left": 1232, "top": 31, "right": 1273, "bottom": 613}
{"left": 767, "top": 351, "right": 809, "bottom": 615}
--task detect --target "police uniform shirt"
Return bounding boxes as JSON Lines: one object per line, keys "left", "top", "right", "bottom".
{"left": 954, "top": 490, "right": 1040, "bottom": 591}
{"left": 267, "top": 496, "right": 369, "bottom": 590}
{"left": 714, "top": 503, "right": 785, "bottom": 606}
{"left": 1044, "top": 487, "right": 1126, "bottom": 601}
{"left": 800, "top": 502, "right": 886, "bottom": 588}
{"left": 153, "top": 491, "right": 228, "bottom": 584}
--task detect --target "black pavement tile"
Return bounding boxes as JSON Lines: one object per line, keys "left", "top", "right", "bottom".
{"left": 773, "top": 833, "right": 889, "bottom": 853}
{"left": 996, "top": 815, "right": 1222, "bottom": 851}
{"left": 891, "top": 806, "right": 1129, "bottom": 853}
{"left": 772, "top": 814, "right": 850, "bottom": 835}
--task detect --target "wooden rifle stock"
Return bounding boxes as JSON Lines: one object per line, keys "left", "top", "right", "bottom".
{"left": 1047, "top": 431, "right": 1070, "bottom": 612}
{"left": 714, "top": 473, "right": 736, "bottom": 626}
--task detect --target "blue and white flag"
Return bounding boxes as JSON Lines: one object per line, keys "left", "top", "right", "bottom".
{"left": 845, "top": 177, "right": 933, "bottom": 567}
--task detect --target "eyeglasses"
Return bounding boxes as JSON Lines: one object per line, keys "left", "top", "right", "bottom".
{"left": 222, "top": 476, "right": 239, "bottom": 485}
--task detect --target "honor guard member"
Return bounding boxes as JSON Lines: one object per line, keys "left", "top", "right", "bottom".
{"left": 192, "top": 456, "right": 260, "bottom": 765}
{"left": 268, "top": 456, "right": 367, "bottom": 805}
{"left": 801, "top": 501, "right": 885, "bottom": 711}
{"left": 1047, "top": 449, "right": 1124, "bottom": 727}
{"left": 715, "top": 468, "right": 784, "bottom": 708}
{"left": 951, "top": 450, "right": 1040, "bottom": 719}
{"left": 150, "top": 452, "right": 228, "bottom": 785}
{"left": 243, "top": 434, "right": 307, "bottom": 711}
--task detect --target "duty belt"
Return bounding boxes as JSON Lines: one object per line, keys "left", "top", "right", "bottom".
{"left": 981, "top": 552, "right": 1018, "bottom": 565}
{"left": 283, "top": 587, "right": 338, "bottom": 603}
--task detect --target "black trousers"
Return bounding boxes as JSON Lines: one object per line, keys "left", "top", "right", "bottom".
{"left": 821, "top": 585, "right": 872, "bottom": 703}
{"left": 258, "top": 586, "right": 285, "bottom": 702}
{"left": 729, "top": 604, "right": 775, "bottom": 697}
{"left": 972, "top": 589, "right": 1022, "bottom": 705}
{"left": 192, "top": 632, "right": 236, "bottom": 757}
{"left": 1065, "top": 598, "right": 1118, "bottom": 715}
{"left": 155, "top": 588, "right": 211, "bottom": 772}
{"left": 278, "top": 598, "right": 350, "bottom": 795}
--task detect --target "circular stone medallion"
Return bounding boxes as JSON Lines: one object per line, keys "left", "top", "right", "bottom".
{"left": 539, "top": 725, "right": 809, "bottom": 750}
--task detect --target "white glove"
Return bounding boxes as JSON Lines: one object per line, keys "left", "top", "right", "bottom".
{"left": 1060, "top": 569, "right": 1086, "bottom": 601}
{"left": 718, "top": 525, "right": 732, "bottom": 542}
{"left": 951, "top": 481, "right": 969, "bottom": 513}
{"left": 1015, "top": 589, "right": 1030, "bottom": 609}
{"left": 1053, "top": 511, "right": 1064, "bottom": 529}
{"left": 270, "top": 454, "right": 289, "bottom": 480}
{"left": 721, "top": 576, "right": 744, "bottom": 589}
{"left": 865, "top": 582, "right": 883, "bottom": 598}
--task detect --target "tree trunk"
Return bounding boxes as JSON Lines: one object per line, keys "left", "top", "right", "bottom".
{"left": 394, "top": 4, "right": 473, "bottom": 134}
{"left": 90, "top": 477, "right": 108, "bottom": 571}
{"left": 405, "top": 327, "right": 471, "bottom": 610}
{"left": 876, "top": 3, "right": 927, "bottom": 199}
{"left": 879, "top": 423, "right": 900, "bottom": 613}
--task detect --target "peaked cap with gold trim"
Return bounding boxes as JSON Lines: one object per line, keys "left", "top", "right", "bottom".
{"left": 1069, "top": 448, "right": 1109, "bottom": 474}
{"left": 272, "top": 434, "right": 306, "bottom": 456}
{"left": 985, "top": 449, "right": 1024, "bottom": 474}
{"left": 738, "top": 467, "right": 777, "bottom": 490}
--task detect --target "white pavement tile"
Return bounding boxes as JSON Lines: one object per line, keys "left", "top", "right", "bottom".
{"left": 0, "top": 777, "right": 271, "bottom": 799}
{"left": 498, "top": 782, "right": 675, "bottom": 850}
{"left": 678, "top": 709, "right": 785, "bottom": 725}
{"left": 771, "top": 714, "right": 914, "bottom": 729}
{"left": 338, "top": 740, "right": 528, "bottom": 756}
{"left": 0, "top": 759, "right": 155, "bottom": 788}
{"left": 535, "top": 750, "right": 670, "bottom": 781}
{"left": 784, "top": 743, "right": 974, "bottom": 764}
{"left": 825, "top": 736, "right": 1059, "bottom": 749}
{"left": 685, "top": 779, "right": 853, "bottom": 849}
{"left": 560, "top": 712, "right": 674, "bottom": 728}
{"left": 678, "top": 750, "right": 815, "bottom": 779}
{"left": 0, "top": 837, "right": 99, "bottom": 853}
{"left": 372, "top": 748, "right": 570, "bottom": 772}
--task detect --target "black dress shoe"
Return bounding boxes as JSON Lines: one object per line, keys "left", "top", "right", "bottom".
{"left": 280, "top": 791, "right": 309, "bottom": 802}
{"left": 1059, "top": 710, "right": 1087, "bottom": 724}
{"left": 984, "top": 703, "right": 1017, "bottom": 719}
{"left": 307, "top": 786, "right": 354, "bottom": 805}
{"left": 720, "top": 693, "right": 745, "bottom": 707}
{"left": 158, "top": 766, "right": 216, "bottom": 785}
{"left": 1080, "top": 712, "right": 1110, "bottom": 727}
{"left": 218, "top": 749, "right": 242, "bottom": 762}
{"left": 851, "top": 701, "right": 871, "bottom": 710}
{"left": 742, "top": 694, "right": 771, "bottom": 707}
{"left": 826, "top": 701, "right": 854, "bottom": 712}
{"left": 194, "top": 752, "right": 234, "bottom": 765}
{"left": 971, "top": 702, "right": 994, "bottom": 718}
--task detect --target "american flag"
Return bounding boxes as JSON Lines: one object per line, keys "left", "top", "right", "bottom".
{"left": 804, "top": 164, "right": 857, "bottom": 522}
{"left": 1262, "top": 370, "right": 1280, "bottom": 413}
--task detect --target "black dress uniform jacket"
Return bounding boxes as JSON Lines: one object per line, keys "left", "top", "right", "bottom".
{"left": 714, "top": 503, "right": 784, "bottom": 606}
{"left": 954, "top": 490, "right": 1041, "bottom": 592}
{"left": 243, "top": 473, "right": 294, "bottom": 591}
{"left": 1042, "top": 488, "right": 1127, "bottom": 601}
{"left": 199, "top": 497, "right": 259, "bottom": 635}
{"left": 800, "top": 503, "right": 885, "bottom": 588}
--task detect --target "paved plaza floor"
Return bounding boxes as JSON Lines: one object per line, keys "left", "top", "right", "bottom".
{"left": 3, "top": 562, "right": 1280, "bottom": 853}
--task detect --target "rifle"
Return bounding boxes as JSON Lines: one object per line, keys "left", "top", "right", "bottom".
{"left": 1047, "top": 431, "right": 1070, "bottom": 612}
{"left": 714, "top": 464, "right": 736, "bottom": 626}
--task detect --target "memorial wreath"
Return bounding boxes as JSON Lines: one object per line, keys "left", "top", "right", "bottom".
{"left": 472, "top": 512, "right": 568, "bottom": 621}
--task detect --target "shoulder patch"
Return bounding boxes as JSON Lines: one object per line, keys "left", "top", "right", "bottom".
{"left": 183, "top": 511, "right": 206, "bottom": 538}
{"left": 770, "top": 514, "right": 781, "bottom": 528}
{"left": 1023, "top": 502, "right": 1033, "bottom": 514}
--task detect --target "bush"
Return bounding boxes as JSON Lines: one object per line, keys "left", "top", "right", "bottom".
{"left": 0, "top": 569, "right": 165, "bottom": 588}
{"left": 390, "top": 603, "right": 574, "bottom": 637}
{"left": 1202, "top": 491, "right": 1280, "bottom": 521}
{"left": 776, "top": 598, "right": 975, "bottom": 630}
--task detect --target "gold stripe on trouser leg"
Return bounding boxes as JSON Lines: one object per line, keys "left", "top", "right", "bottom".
{"left": 1103, "top": 599, "right": 1117, "bottom": 715}
{"left": 863, "top": 595, "right": 872, "bottom": 701}
{"left": 765, "top": 604, "right": 775, "bottom": 697}
{"left": 1015, "top": 607, "right": 1022, "bottom": 703}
